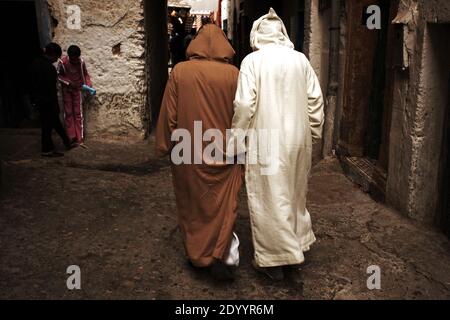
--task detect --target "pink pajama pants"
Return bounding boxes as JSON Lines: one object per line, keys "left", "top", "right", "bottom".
{"left": 62, "top": 89, "right": 84, "bottom": 143}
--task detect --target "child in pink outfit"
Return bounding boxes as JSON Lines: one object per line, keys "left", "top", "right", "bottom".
{"left": 58, "top": 45, "right": 92, "bottom": 145}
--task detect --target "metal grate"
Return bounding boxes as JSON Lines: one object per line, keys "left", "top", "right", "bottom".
{"left": 341, "top": 157, "right": 387, "bottom": 200}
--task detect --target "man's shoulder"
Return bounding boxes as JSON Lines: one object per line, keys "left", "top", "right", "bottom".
{"left": 243, "top": 47, "right": 304, "bottom": 60}
{"left": 299, "top": 50, "right": 309, "bottom": 58}
{"left": 240, "top": 52, "right": 259, "bottom": 70}
{"left": 174, "top": 60, "right": 238, "bottom": 72}
{"left": 275, "top": 47, "right": 308, "bottom": 61}
{"left": 294, "top": 51, "right": 311, "bottom": 64}
{"left": 171, "top": 61, "right": 190, "bottom": 74}
{"left": 243, "top": 51, "right": 259, "bottom": 61}
{"left": 169, "top": 61, "right": 192, "bottom": 81}
{"left": 241, "top": 48, "right": 304, "bottom": 63}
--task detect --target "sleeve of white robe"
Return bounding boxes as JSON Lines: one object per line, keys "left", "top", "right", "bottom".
{"left": 305, "top": 58, "right": 325, "bottom": 142}
{"left": 228, "top": 57, "right": 257, "bottom": 156}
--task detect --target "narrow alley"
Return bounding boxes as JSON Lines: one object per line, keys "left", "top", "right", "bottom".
{"left": 1, "top": 0, "right": 450, "bottom": 305}
{"left": 1, "top": 129, "right": 450, "bottom": 300}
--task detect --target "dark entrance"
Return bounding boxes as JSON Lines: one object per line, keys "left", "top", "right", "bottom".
{"left": 338, "top": 0, "right": 398, "bottom": 201}
{"left": 422, "top": 23, "right": 450, "bottom": 235}
{"left": 441, "top": 78, "right": 450, "bottom": 236}
{"left": 144, "top": 0, "right": 169, "bottom": 131}
{"left": 366, "top": 0, "right": 393, "bottom": 166}
{"left": 0, "top": 1, "right": 42, "bottom": 128}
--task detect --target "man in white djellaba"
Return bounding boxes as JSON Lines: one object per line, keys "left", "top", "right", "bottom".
{"left": 229, "top": 8, "right": 325, "bottom": 280}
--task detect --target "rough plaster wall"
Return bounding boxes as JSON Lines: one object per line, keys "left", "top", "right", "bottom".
{"left": 422, "top": 0, "right": 450, "bottom": 23}
{"left": 407, "top": 24, "right": 450, "bottom": 223}
{"left": 227, "top": 0, "right": 239, "bottom": 40}
{"left": 304, "top": 0, "right": 330, "bottom": 91}
{"left": 386, "top": 70, "right": 415, "bottom": 215}
{"left": 226, "top": 0, "right": 234, "bottom": 39}
{"left": 387, "top": 0, "right": 450, "bottom": 224}
{"left": 47, "top": 0, "right": 148, "bottom": 142}
{"left": 304, "top": 0, "right": 330, "bottom": 162}
{"left": 335, "top": 0, "right": 347, "bottom": 149}
{"left": 386, "top": 0, "right": 419, "bottom": 215}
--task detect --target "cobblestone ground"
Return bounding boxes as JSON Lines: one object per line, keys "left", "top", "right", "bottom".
{"left": 1, "top": 129, "right": 450, "bottom": 300}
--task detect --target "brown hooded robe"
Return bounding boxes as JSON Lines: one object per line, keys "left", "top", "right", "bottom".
{"left": 155, "top": 24, "right": 243, "bottom": 267}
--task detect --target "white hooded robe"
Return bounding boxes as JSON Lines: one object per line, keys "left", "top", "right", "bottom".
{"left": 230, "top": 8, "right": 325, "bottom": 267}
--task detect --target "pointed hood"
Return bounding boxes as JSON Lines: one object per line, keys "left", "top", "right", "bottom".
{"left": 250, "top": 8, "right": 294, "bottom": 51}
{"left": 186, "top": 24, "right": 235, "bottom": 63}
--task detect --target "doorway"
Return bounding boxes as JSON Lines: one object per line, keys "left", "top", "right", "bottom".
{"left": 338, "top": 0, "right": 398, "bottom": 201}
{"left": 429, "top": 24, "right": 450, "bottom": 236}
{"left": 440, "top": 77, "right": 450, "bottom": 236}
{"left": 0, "top": 1, "right": 42, "bottom": 128}
{"left": 144, "top": 0, "right": 169, "bottom": 130}
{"left": 366, "top": 0, "right": 393, "bottom": 166}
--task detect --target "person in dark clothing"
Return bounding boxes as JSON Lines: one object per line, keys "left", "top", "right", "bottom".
{"left": 169, "top": 12, "right": 187, "bottom": 67}
{"left": 201, "top": 15, "right": 212, "bottom": 25}
{"left": 183, "top": 27, "right": 197, "bottom": 57}
{"left": 30, "top": 42, "right": 74, "bottom": 157}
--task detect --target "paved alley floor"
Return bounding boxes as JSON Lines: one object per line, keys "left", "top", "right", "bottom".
{"left": 1, "top": 129, "right": 450, "bottom": 299}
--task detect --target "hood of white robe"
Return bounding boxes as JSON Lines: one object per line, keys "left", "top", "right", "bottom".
{"left": 250, "top": 8, "right": 294, "bottom": 51}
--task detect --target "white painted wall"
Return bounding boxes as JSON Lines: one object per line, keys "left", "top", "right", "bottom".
{"left": 186, "top": 0, "right": 218, "bottom": 11}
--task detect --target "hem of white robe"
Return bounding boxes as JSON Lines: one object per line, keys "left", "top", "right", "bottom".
{"left": 254, "top": 231, "right": 316, "bottom": 268}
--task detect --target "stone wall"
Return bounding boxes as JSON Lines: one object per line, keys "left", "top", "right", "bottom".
{"left": 47, "top": 0, "right": 149, "bottom": 142}
{"left": 422, "top": 0, "right": 450, "bottom": 23}
{"left": 303, "top": 0, "right": 331, "bottom": 162}
{"left": 386, "top": 0, "right": 450, "bottom": 224}
{"left": 305, "top": 0, "right": 450, "bottom": 226}
{"left": 303, "top": 0, "right": 330, "bottom": 92}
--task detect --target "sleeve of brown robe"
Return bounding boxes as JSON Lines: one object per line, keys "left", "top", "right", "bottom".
{"left": 155, "top": 72, "right": 178, "bottom": 157}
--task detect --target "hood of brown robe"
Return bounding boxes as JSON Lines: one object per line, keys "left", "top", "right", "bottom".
{"left": 186, "top": 24, "right": 235, "bottom": 63}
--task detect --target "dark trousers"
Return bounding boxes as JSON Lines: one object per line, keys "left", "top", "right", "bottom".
{"left": 38, "top": 102, "right": 70, "bottom": 153}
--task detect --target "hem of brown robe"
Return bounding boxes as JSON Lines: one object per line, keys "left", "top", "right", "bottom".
{"left": 155, "top": 147, "right": 169, "bottom": 158}
{"left": 189, "top": 237, "right": 233, "bottom": 268}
